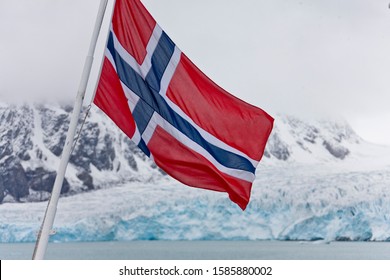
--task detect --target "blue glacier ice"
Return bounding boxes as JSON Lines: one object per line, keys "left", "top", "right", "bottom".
{"left": 1, "top": 164, "right": 390, "bottom": 243}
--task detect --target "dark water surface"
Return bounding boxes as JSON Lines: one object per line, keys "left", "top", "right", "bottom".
{"left": 1, "top": 241, "right": 390, "bottom": 260}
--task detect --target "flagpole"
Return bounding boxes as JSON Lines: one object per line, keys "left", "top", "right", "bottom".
{"left": 32, "top": 0, "right": 109, "bottom": 260}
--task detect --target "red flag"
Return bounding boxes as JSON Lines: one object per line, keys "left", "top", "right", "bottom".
{"left": 94, "top": 0, "right": 273, "bottom": 210}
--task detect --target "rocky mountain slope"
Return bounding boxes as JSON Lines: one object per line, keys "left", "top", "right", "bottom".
{"left": 0, "top": 103, "right": 161, "bottom": 203}
{"left": 264, "top": 114, "right": 361, "bottom": 162}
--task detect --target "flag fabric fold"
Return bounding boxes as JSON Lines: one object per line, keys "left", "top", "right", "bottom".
{"left": 94, "top": 0, "right": 274, "bottom": 210}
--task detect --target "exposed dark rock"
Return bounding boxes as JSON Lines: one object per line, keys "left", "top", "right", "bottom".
{"left": 17, "top": 151, "right": 31, "bottom": 161}
{"left": 323, "top": 140, "right": 350, "bottom": 159}
{"left": 0, "top": 156, "right": 29, "bottom": 201}
{"left": 40, "top": 107, "right": 69, "bottom": 156}
{"left": 0, "top": 139, "right": 12, "bottom": 159}
{"left": 266, "top": 133, "right": 290, "bottom": 160}
{"left": 63, "top": 104, "right": 73, "bottom": 113}
{"left": 124, "top": 137, "right": 139, "bottom": 171}
{"left": 303, "top": 136, "right": 316, "bottom": 144}
{"left": 91, "top": 133, "right": 116, "bottom": 171}
{"left": 0, "top": 177, "right": 5, "bottom": 203}
{"left": 26, "top": 167, "right": 70, "bottom": 194}
{"left": 77, "top": 171, "right": 94, "bottom": 190}
{"left": 70, "top": 122, "right": 100, "bottom": 171}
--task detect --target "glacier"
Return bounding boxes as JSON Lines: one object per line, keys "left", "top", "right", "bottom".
{"left": 1, "top": 162, "right": 390, "bottom": 242}
{"left": 1, "top": 104, "right": 390, "bottom": 242}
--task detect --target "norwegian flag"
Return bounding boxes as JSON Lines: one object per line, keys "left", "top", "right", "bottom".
{"left": 94, "top": 0, "right": 273, "bottom": 210}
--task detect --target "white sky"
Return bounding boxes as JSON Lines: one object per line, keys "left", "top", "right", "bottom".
{"left": 1, "top": 0, "right": 390, "bottom": 145}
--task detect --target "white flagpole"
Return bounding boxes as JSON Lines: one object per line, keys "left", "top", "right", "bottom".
{"left": 32, "top": 0, "right": 109, "bottom": 260}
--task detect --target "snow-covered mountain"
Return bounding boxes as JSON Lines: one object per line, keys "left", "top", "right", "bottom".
{"left": 265, "top": 114, "right": 358, "bottom": 162}
{"left": 1, "top": 103, "right": 390, "bottom": 242}
{"left": 0, "top": 103, "right": 374, "bottom": 203}
{"left": 0, "top": 103, "right": 161, "bottom": 203}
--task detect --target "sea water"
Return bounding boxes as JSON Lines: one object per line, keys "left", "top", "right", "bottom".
{"left": 1, "top": 241, "right": 390, "bottom": 260}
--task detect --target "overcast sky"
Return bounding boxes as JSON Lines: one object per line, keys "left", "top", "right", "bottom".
{"left": 1, "top": 0, "right": 390, "bottom": 145}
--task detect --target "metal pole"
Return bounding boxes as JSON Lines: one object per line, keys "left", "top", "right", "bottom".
{"left": 32, "top": 0, "right": 109, "bottom": 260}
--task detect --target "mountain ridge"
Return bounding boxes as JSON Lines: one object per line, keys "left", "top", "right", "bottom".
{"left": 0, "top": 102, "right": 388, "bottom": 203}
